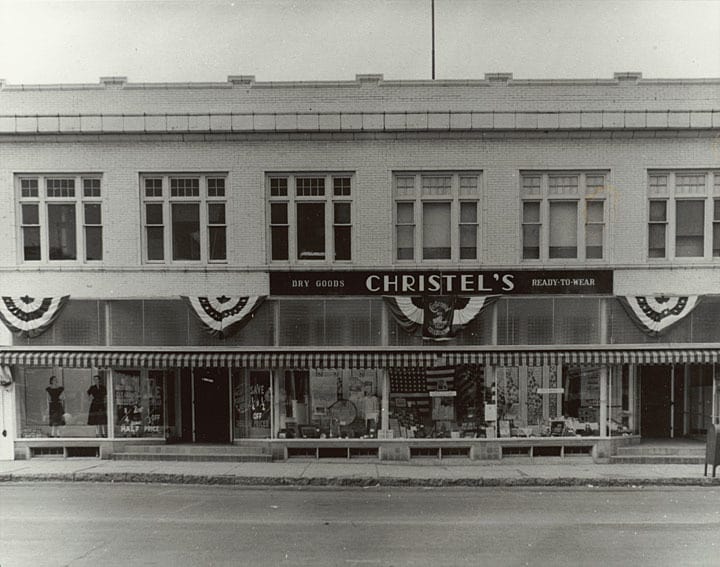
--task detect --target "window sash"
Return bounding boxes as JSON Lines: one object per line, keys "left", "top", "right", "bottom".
{"left": 21, "top": 204, "right": 41, "bottom": 261}
{"left": 422, "top": 202, "right": 451, "bottom": 260}
{"left": 521, "top": 173, "right": 607, "bottom": 262}
{"left": 142, "top": 175, "right": 226, "bottom": 263}
{"left": 459, "top": 201, "right": 477, "bottom": 260}
{"left": 207, "top": 203, "right": 227, "bottom": 261}
{"left": 647, "top": 172, "right": 720, "bottom": 259}
{"left": 675, "top": 200, "right": 705, "bottom": 257}
{"left": 333, "top": 203, "right": 351, "bottom": 261}
{"left": 18, "top": 175, "right": 102, "bottom": 263}
{"left": 549, "top": 201, "right": 578, "bottom": 259}
{"left": 47, "top": 203, "right": 77, "bottom": 260}
{"left": 268, "top": 174, "right": 352, "bottom": 264}
{"left": 83, "top": 203, "right": 103, "bottom": 261}
{"left": 296, "top": 202, "right": 325, "bottom": 260}
{"left": 171, "top": 203, "right": 201, "bottom": 261}
{"left": 394, "top": 172, "right": 481, "bottom": 262}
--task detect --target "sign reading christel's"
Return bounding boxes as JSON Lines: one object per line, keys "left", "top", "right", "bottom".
{"left": 269, "top": 270, "right": 613, "bottom": 296}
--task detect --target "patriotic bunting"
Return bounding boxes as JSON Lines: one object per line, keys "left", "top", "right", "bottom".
{"left": 0, "top": 365, "right": 12, "bottom": 386}
{"left": 183, "top": 295, "right": 266, "bottom": 338}
{"left": 618, "top": 296, "right": 701, "bottom": 337}
{"left": 0, "top": 295, "right": 70, "bottom": 338}
{"left": 384, "top": 295, "right": 498, "bottom": 340}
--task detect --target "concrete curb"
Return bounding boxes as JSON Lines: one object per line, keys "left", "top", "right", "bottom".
{"left": 1, "top": 472, "right": 719, "bottom": 487}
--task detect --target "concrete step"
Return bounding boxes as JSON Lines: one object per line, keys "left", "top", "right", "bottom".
{"left": 112, "top": 453, "right": 272, "bottom": 463}
{"left": 118, "top": 444, "right": 268, "bottom": 455}
{"left": 609, "top": 455, "right": 705, "bottom": 465}
{"left": 616, "top": 447, "right": 705, "bottom": 456}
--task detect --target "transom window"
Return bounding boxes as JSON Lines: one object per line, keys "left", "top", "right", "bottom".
{"left": 17, "top": 174, "right": 103, "bottom": 262}
{"left": 141, "top": 174, "right": 227, "bottom": 263}
{"left": 521, "top": 171, "right": 608, "bottom": 262}
{"left": 267, "top": 173, "right": 353, "bottom": 263}
{"left": 648, "top": 170, "right": 720, "bottom": 259}
{"left": 394, "top": 172, "right": 481, "bottom": 262}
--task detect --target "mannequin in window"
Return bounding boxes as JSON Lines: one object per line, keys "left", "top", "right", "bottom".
{"left": 87, "top": 375, "right": 107, "bottom": 437}
{"left": 46, "top": 376, "right": 65, "bottom": 437}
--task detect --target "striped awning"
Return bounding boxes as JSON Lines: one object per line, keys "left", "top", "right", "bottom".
{"left": 0, "top": 347, "right": 719, "bottom": 369}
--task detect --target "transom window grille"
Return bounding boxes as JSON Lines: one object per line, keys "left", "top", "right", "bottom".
{"left": 46, "top": 178, "right": 75, "bottom": 198}
{"left": 21, "top": 179, "right": 39, "bottom": 198}
{"left": 521, "top": 171, "right": 608, "bottom": 262}
{"left": 548, "top": 175, "right": 579, "bottom": 195}
{"left": 83, "top": 178, "right": 101, "bottom": 198}
{"left": 296, "top": 177, "right": 325, "bottom": 197}
{"left": 394, "top": 171, "right": 482, "bottom": 262}
{"left": 268, "top": 173, "right": 353, "bottom": 263}
{"left": 141, "top": 174, "right": 227, "bottom": 263}
{"left": 17, "top": 174, "right": 103, "bottom": 263}
{"left": 170, "top": 178, "right": 200, "bottom": 197}
{"left": 648, "top": 171, "right": 720, "bottom": 259}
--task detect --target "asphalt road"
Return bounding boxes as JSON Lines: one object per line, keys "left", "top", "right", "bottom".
{"left": 1, "top": 483, "right": 719, "bottom": 567}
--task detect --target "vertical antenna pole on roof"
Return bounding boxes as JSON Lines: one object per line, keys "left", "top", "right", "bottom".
{"left": 431, "top": 0, "right": 436, "bottom": 79}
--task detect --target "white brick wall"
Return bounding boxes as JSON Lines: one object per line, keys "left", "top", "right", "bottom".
{"left": 0, "top": 78, "right": 718, "bottom": 299}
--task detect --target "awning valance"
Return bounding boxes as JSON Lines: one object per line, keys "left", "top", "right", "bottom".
{"left": 1, "top": 347, "right": 719, "bottom": 369}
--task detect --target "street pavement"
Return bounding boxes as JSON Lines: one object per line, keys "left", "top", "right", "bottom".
{"left": 2, "top": 483, "right": 719, "bottom": 566}
{"left": 0, "top": 457, "right": 718, "bottom": 487}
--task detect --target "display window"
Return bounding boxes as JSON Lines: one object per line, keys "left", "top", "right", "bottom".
{"left": 389, "top": 365, "right": 485, "bottom": 438}
{"left": 233, "top": 369, "right": 272, "bottom": 439}
{"left": 113, "top": 369, "right": 167, "bottom": 438}
{"left": 275, "top": 369, "right": 382, "bottom": 439}
{"left": 15, "top": 366, "right": 108, "bottom": 438}
{"left": 687, "top": 365, "right": 714, "bottom": 434}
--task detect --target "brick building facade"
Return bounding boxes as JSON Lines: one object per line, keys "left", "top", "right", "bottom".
{"left": 0, "top": 72, "right": 718, "bottom": 461}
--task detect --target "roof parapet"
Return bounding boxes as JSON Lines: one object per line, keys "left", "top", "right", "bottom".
{"left": 485, "top": 73, "right": 513, "bottom": 84}
{"left": 356, "top": 74, "right": 384, "bottom": 85}
{"left": 100, "top": 76, "right": 128, "bottom": 89}
{"left": 228, "top": 75, "right": 256, "bottom": 86}
{"left": 614, "top": 72, "right": 643, "bottom": 83}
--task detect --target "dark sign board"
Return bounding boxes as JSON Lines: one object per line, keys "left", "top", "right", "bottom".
{"left": 269, "top": 270, "right": 613, "bottom": 296}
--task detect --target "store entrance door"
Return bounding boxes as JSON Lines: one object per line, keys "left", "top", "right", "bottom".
{"left": 640, "top": 365, "right": 672, "bottom": 438}
{"left": 193, "top": 368, "right": 230, "bottom": 443}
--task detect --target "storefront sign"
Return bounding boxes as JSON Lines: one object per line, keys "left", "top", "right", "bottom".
{"left": 269, "top": 270, "right": 613, "bottom": 296}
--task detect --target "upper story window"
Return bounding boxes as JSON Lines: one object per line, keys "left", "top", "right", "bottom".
{"left": 394, "top": 172, "right": 481, "bottom": 262}
{"left": 17, "top": 174, "right": 103, "bottom": 263}
{"left": 267, "top": 173, "right": 353, "bottom": 263}
{"left": 141, "top": 174, "right": 227, "bottom": 263}
{"left": 648, "top": 170, "right": 720, "bottom": 260}
{"left": 521, "top": 171, "right": 608, "bottom": 262}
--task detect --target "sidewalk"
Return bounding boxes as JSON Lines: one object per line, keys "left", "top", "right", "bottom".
{"left": 1, "top": 458, "right": 718, "bottom": 487}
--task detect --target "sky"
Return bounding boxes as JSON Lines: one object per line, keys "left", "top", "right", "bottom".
{"left": 0, "top": 0, "right": 719, "bottom": 85}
